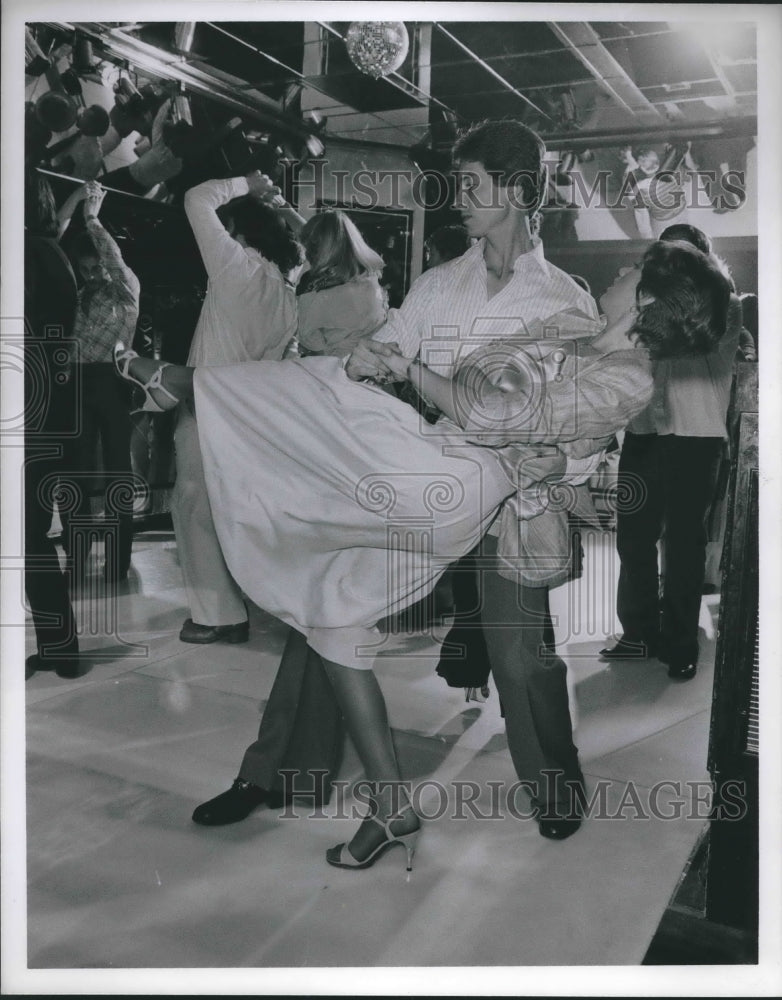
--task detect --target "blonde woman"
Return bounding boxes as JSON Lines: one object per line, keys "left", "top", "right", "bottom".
{"left": 296, "top": 209, "right": 388, "bottom": 358}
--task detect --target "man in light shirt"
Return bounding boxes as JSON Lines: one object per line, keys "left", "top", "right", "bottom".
{"left": 173, "top": 170, "right": 303, "bottom": 644}
{"left": 345, "top": 120, "right": 603, "bottom": 839}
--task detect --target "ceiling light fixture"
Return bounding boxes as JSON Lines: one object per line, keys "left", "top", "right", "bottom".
{"left": 345, "top": 22, "right": 410, "bottom": 79}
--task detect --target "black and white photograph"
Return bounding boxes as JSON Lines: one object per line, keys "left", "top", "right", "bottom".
{"left": 2, "top": 2, "right": 780, "bottom": 995}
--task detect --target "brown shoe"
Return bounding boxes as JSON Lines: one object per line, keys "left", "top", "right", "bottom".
{"left": 179, "top": 618, "right": 249, "bottom": 644}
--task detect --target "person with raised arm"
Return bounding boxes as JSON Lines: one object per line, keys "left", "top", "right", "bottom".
{"left": 170, "top": 169, "right": 303, "bottom": 646}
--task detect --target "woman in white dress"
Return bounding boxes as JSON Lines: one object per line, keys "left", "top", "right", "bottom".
{"left": 113, "top": 234, "right": 730, "bottom": 871}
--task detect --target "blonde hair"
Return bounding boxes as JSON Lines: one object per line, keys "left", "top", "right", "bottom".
{"left": 301, "top": 209, "right": 384, "bottom": 291}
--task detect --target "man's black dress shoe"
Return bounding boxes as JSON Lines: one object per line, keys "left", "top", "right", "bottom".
{"left": 535, "top": 782, "right": 584, "bottom": 841}
{"left": 179, "top": 618, "right": 249, "bottom": 645}
{"left": 538, "top": 815, "right": 582, "bottom": 840}
{"left": 192, "top": 778, "right": 283, "bottom": 825}
{"left": 667, "top": 662, "right": 697, "bottom": 681}
{"left": 54, "top": 660, "right": 87, "bottom": 679}
{"left": 26, "top": 653, "right": 85, "bottom": 680}
{"left": 599, "top": 637, "right": 657, "bottom": 660}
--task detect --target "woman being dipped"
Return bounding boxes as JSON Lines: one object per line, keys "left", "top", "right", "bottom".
{"left": 113, "top": 116, "right": 731, "bottom": 869}
{"left": 113, "top": 236, "right": 729, "bottom": 870}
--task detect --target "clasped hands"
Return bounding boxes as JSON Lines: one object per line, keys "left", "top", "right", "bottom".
{"left": 75, "top": 180, "right": 106, "bottom": 218}
{"left": 245, "top": 169, "right": 286, "bottom": 208}
{"left": 345, "top": 339, "right": 414, "bottom": 383}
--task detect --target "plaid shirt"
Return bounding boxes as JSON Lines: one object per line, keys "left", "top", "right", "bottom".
{"left": 73, "top": 219, "right": 140, "bottom": 364}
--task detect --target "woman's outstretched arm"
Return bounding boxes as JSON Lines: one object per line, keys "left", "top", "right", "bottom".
{"left": 383, "top": 342, "right": 653, "bottom": 449}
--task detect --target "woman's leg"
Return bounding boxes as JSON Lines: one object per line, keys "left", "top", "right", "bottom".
{"left": 320, "top": 657, "right": 419, "bottom": 862}
{"left": 321, "top": 659, "right": 399, "bottom": 785}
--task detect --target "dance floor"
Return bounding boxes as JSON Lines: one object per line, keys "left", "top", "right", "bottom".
{"left": 13, "top": 528, "right": 723, "bottom": 988}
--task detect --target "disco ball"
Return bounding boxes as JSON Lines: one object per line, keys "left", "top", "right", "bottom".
{"left": 345, "top": 22, "right": 409, "bottom": 80}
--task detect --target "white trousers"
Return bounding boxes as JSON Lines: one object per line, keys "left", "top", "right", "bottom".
{"left": 171, "top": 402, "right": 247, "bottom": 626}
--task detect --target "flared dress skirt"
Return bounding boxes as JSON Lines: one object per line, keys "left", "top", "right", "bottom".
{"left": 194, "top": 355, "right": 514, "bottom": 666}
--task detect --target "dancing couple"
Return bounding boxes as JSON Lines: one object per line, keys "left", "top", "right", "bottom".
{"left": 115, "top": 120, "right": 730, "bottom": 871}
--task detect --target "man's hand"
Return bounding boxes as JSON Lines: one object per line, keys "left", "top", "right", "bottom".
{"left": 245, "top": 170, "right": 284, "bottom": 205}
{"left": 345, "top": 339, "right": 403, "bottom": 381}
{"left": 618, "top": 145, "right": 638, "bottom": 171}
{"left": 382, "top": 347, "right": 416, "bottom": 380}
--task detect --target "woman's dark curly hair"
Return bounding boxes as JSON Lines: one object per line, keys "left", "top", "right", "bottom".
{"left": 632, "top": 240, "right": 731, "bottom": 359}
{"left": 220, "top": 197, "right": 304, "bottom": 278}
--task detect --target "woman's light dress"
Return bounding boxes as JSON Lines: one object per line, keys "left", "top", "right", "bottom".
{"left": 195, "top": 355, "right": 514, "bottom": 666}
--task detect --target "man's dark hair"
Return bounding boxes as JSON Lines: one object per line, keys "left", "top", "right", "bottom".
{"left": 425, "top": 225, "right": 471, "bottom": 263}
{"left": 659, "top": 223, "right": 712, "bottom": 255}
{"left": 452, "top": 119, "right": 546, "bottom": 211}
{"left": 222, "top": 197, "right": 303, "bottom": 277}
{"left": 633, "top": 240, "right": 731, "bottom": 359}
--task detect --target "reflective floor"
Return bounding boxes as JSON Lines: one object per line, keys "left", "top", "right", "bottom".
{"left": 17, "top": 530, "right": 721, "bottom": 983}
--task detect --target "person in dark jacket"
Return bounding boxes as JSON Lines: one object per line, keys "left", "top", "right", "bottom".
{"left": 24, "top": 171, "right": 82, "bottom": 678}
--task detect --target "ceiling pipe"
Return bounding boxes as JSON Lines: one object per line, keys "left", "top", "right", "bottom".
{"left": 326, "top": 118, "right": 758, "bottom": 157}
{"left": 36, "top": 166, "right": 182, "bottom": 208}
{"left": 542, "top": 116, "right": 757, "bottom": 152}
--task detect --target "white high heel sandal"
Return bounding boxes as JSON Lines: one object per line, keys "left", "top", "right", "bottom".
{"left": 326, "top": 801, "right": 421, "bottom": 873}
{"left": 113, "top": 342, "right": 179, "bottom": 413}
